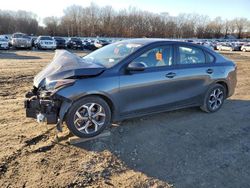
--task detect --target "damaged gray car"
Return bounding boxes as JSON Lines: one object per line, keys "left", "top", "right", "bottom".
{"left": 25, "top": 39, "right": 237, "bottom": 138}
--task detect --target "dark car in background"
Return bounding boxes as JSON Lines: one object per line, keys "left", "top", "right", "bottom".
{"left": 53, "top": 37, "right": 67, "bottom": 49}
{"left": 24, "top": 39, "right": 237, "bottom": 138}
{"left": 83, "top": 39, "right": 103, "bottom": 51}
{"left": 31, "top": 37, "right": 37, "bottom": 47}
{"left": 99, "top": 39, "right": 110, "bottom": 46}
{"left": 67, "top": 37, "right": 83, "bottom": 49}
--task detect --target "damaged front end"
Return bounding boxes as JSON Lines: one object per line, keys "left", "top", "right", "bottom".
{"left": 24, "top": 50, "right": 105, "bottom": 131}
{"left": 24, "top": 86, "right": 72, "bottom": 131}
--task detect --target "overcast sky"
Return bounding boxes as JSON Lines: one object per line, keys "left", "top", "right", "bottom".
{"left": 1, "top": 0, "right": 250, "bottom": 22}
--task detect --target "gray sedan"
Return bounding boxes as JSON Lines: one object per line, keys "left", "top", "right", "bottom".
{"left": 24, "top": 39, "right": 237, "bottom": 138}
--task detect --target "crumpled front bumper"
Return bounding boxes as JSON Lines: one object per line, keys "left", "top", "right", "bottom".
{"left": 24, "top": 91, "right": 58, "bottom": 124}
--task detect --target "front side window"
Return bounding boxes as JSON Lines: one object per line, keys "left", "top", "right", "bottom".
{"left": 132, "top": 45, "right": 173, "bottom": 68}
{"left": 178, "top": 46, "right": 205, "bottom": 65}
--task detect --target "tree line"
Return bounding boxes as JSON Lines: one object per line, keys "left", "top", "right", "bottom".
{"left": 1, "top": 3, "right": 250, "bottom": 38}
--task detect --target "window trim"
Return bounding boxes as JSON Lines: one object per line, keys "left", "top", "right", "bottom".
{"left": 204, "top": 51, "right": 216, "bottom": 64}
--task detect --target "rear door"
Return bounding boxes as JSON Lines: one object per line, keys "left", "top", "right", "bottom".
{"left": 172, "top": 44, "right": 215, "bottom": 105}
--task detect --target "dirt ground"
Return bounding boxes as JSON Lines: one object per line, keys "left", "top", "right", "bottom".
{"left": 0, "top": 50, "right": 249, "bottom": 188}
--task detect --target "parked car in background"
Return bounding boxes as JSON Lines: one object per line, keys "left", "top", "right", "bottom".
{"left": 0, "top": 35, "right": 10, "bottom": 41}
{"left": 53, "top": 37, "right": 67, "bottom": 49}
{"left": 99, "top": 39, "right": 110, "bottom": 47}
{"left": 36, "top": 36, "right": 56, "bottom": 50}
{"left": 67, "top": 37, "right": 83, "bottom": 49}
{"left": 84, "top": 39, "right": 103, "bottom": 51}
{"left": 31, "top": 37, "right": 37, "bottom": 47}
{"left": 24, "top": 39, "right": 237, "bottom": 138}
{"left": 241, "top": 44, "right": 250, "bottom": 52}
{"left": 217, "top": 43, "right": 238, "bottom": 51}
{"left": 231, "top": 43, "right": 241, "bottom": 51}
{"left": 10, "top": 33, "right": 32, "bottom": 49}
{"left": 0, "top": 37, "right": 10, "bottom": 50}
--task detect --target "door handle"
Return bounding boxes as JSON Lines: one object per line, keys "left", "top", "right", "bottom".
{"left": 206, "top": 69, "right": 213, "bottom": 74}
{"left": 166, "top": 72, "right": 176, "bottom": 78}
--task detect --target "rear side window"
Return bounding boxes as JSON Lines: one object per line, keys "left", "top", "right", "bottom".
{"left": 206, "top": 52, "right": 215, "bottom": 63}
{"left": 178, "top": 46, "right": 206, "bottom": 65}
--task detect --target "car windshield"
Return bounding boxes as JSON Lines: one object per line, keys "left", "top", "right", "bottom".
{"left": 40, "top": 36, "right": 53, "bottom": 40}
{"left": 13, "top": 34, "right": 24, "bottom": 38}
{"left": 0, "top": 38, "right": 7, "bottom": 41}
{"left": 83, "top": 41, "right": 143, "bottom": 68}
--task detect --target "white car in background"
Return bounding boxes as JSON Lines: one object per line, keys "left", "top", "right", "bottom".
{"left": 36, "top": 36, "right": 56, "bottom": 50}
{"left": 217, "top": 43, "right": 239, "bottom": 51}
{"left": 241, "top": 44, "right": 250, "bottom": 52}
{"left": 0, "top": 37, "right": 9, "bottom": 50}
{"left": 10, "top": 33, "right": 32, "bottom": 49}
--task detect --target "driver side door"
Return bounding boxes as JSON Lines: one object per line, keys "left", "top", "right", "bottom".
{"left": 118, "top": 44, "right": 182, "bottom": 118}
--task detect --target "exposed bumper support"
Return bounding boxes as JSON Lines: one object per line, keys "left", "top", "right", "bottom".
{"left": 24, "top": 89, "right": 72, "bottom": 131}
{"left": 24, "top": 96, "right": 58, "bottom": 124}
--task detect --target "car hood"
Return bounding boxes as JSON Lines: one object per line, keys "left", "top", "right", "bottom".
{"left": 34, "top": 50, "right": 105, "bottom": 88}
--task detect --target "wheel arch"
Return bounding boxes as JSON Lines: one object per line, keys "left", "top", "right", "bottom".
{"left": 71, "top": 93, "right": 116, "bottom": 120}
{"left": 215, "top": 81, "right": 229, "bottom": 97}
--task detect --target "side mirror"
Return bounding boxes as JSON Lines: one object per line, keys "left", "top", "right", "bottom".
{"left": 127, "top": 62, "right": 146, "bottom": 72}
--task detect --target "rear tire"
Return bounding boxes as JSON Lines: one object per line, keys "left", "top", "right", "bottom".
{"left": 200, "top": 84, "right": 225, "bottom": 113}
{"left": 65, "top": 96, "right": 111, "bottom": 138}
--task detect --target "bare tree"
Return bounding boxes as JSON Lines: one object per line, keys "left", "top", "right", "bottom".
{"left": 234, "top": 18, "right": 249, "bottom": 38}
{"left": 43, "top": 16, "right": 59, "bottom": 36}
{"left": 0, "top": 5, "right": 250, "bottom": 39}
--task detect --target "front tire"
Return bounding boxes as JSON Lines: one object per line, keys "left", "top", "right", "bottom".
{"left": 65, "top": 96, "right": 111, "bottom": 138}
{"left": 200, "top": 84, "right": 226, "bottom": 113}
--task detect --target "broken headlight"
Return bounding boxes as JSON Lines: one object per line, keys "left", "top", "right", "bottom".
{"left": 45, "top": 79, "right": 75, "bottom": 91}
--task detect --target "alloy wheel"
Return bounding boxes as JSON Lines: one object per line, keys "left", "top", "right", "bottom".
{"left": 73, "top": 103, "right": 106, "bottom": 134}
{"left": 208, "top": 88, "right": 224, "bottom": 111}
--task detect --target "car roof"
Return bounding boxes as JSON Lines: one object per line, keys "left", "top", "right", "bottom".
{"left": 120, "top": 38, "right": 202, "bottom": 46}
{"left": 121, "top": 38, "right": 215, "bottom": 50}
{"left": 119, "top": 38, "right": 226, "bottom": 62}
